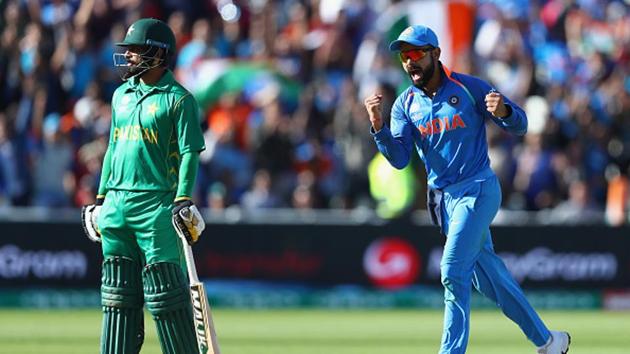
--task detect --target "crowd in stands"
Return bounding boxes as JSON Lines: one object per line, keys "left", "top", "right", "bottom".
{"left": 0, "top": 0, "right": 628, "bottom": 225}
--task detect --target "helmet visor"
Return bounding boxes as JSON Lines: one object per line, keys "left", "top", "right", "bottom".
{"left": 112, "top": 45, "right": 163, "bottom": 80}
{"left": 112, "top": 52, "right": 130, "bottom": 67}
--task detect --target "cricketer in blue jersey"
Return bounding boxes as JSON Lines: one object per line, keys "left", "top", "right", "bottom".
{"left": 364, "top": 25, "right": 571, "bottom": 354}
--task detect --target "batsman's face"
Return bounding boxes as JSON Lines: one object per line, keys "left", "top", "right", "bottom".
{"left": 399, "top": 43, "right": 438, "bottom": 88}
{"left": 124, "top": 45, "right": 148, "bottom": 66}
{"left": 112, "top": 45, "right": 154, "bottom": 80}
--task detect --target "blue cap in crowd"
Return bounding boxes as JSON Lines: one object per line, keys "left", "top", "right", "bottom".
{"left": 389, "top": 25, "right": 439, "bottom": 51}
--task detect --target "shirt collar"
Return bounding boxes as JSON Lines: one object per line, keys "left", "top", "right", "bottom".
{"left": 125, "top": 70, "right": 174, "bottom": 92}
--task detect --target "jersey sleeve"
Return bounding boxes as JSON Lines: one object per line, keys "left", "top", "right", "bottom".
{"left": 108, "top": 90, "right": 119, "bottom": 145}
{"left": 97, "top": 147, "right": 111, "bottom": 198}
{"left": 460, "top": 74, "right": 528, "bottom": 136}
{"left": 371, "top": 92, "right": 414, "bottom": 169}
{"left": 173, "top": 93, "right": 205, "bottom": 154}
{"left": 98, "top": 90, "right": 120, "bottom": 197}
{"left": 175, "top": 151, "right": 199, "bottom": 201}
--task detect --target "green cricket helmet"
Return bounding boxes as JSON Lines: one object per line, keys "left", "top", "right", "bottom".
{"left": 113, "top": 18, "right": 176, "bottom": 80}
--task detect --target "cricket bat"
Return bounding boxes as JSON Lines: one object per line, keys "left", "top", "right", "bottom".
{"left": 181, "top": 241, "right": 221, "bottom": 354}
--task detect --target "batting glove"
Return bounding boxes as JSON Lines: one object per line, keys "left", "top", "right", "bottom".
{"left": 172, "top": 200, "right": 205, "bottom": 245}
{"left": 81, "top": 197, "right": 104, "bottom": 243}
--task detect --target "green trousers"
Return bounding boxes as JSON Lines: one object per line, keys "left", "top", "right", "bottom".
{"left": 98, "top": 189, "right": 186, "bottom": 268}
{"left": 97, "top": 190, "right": 199, "bottom": 354}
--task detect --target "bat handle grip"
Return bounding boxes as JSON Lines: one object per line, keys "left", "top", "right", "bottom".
{"left": 182, "top": 243, "right": 201, "bottom": 283}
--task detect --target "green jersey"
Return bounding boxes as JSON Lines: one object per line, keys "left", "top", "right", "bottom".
{"left": 105, "top": 70, "right": 205, "bottom": 193}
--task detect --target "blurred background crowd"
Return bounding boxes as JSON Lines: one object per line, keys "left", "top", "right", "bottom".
{"left": 0, "top": 0, "right": 629, "bottom": 225}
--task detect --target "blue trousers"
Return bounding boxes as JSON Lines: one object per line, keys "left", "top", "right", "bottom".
{"left": 438, "top": 171, "right": 550, "bottom": 354}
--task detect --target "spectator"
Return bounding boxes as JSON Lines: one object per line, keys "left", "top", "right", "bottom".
{"left": 0, "top": 114, "right": 27, "bottom": 205}
{"left": 177, "top": 18, "right": 212, "bottom": 69}
{"left": 291, "top": 170, "right": 321, "bottom": 210}
{"left": 241, "top": 168, "right": 281, "bottom": 210}
{"left": 31, "top": 113, "right": 74, "bottom": 207}
{"left": 549, "top": 179, "right": 604, "bottom": 224}
{"left": 605, "top": 166, "right": 629, "bottom": 226}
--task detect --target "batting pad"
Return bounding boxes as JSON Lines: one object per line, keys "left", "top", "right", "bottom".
{"left": 143, "top": 262, "right": 198, "bottom": 354}
{"left": 100, "top": 257, "right": 145, "bottom": 354}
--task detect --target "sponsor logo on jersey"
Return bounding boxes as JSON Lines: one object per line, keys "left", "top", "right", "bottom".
{"left": 417, "top": 114, "right": 466, "bottom": 137}
{"left": 409, "top": 102, "right": 423, "bottom": 123}
{"left": 113, "top": 125, "right": 159, "bottom": 144}
{"left": 118, "top": 95, "right": 132, "bottom": 112}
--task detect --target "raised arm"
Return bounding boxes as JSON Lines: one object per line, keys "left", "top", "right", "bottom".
{"left": 364, "top": 92, "right": 414, "bottom": 169}
{"left": 484, "top": 90, "right": 528, "bottom": 136}
{"left": 459, "top": 73, "right": 528, "bottom": 136}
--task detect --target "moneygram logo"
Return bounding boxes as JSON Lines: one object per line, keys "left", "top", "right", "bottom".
{"left": 426, "top": 247, "right": 617, "bottom": 283}
{"left": 363, "top": 237, "right": 421, "bottom": 289}
{"left": 0, "top": 244, "right": 87, "bottom": 279}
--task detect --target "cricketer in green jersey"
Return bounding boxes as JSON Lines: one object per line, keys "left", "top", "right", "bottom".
{"left": 81, "top": 18, "right": 206, "bottom": 354}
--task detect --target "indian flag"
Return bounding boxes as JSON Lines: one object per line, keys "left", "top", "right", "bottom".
{"left": 376, "top": 0, "right": 474, "bottom": 72}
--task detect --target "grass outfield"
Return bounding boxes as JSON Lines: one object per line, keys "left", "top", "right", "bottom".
{"left": 0, "top": 309, "right": 627, "bottom": 353}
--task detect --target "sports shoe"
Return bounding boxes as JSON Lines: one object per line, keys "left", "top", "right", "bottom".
{"left": 537, "top": 330, "right": 571, "bottom": 354}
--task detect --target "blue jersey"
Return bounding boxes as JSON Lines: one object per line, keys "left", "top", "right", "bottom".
{"left": 372, "top": 66, "right": 527, "bottom": 189}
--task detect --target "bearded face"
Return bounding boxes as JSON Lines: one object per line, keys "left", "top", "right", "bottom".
{"left": 113, "top": 45, "right": 164, "bottom": 80}
{"left": 398, "top": 45, "right": 438, "bottom": 89}
{"left": 406, "top": 55, "right": 436, "bottom": 89}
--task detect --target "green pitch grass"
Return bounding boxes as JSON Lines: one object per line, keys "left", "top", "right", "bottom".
{"left": 0, "top": 308, "right": 627, "bottom": 353}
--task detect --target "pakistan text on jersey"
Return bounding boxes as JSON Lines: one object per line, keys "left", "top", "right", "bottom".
{"left": 418, "top": 114, "right": 466, "bottom": 137}
{"left": 113, "top": 125, "right": 159, "bottom": 144}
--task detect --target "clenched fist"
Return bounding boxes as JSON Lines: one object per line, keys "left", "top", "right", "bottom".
{"left": 364, "top": 94, "right": 384, "bottom": 131}
{"left": 485, "top": 91, "right": 510, "bottom": 118}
